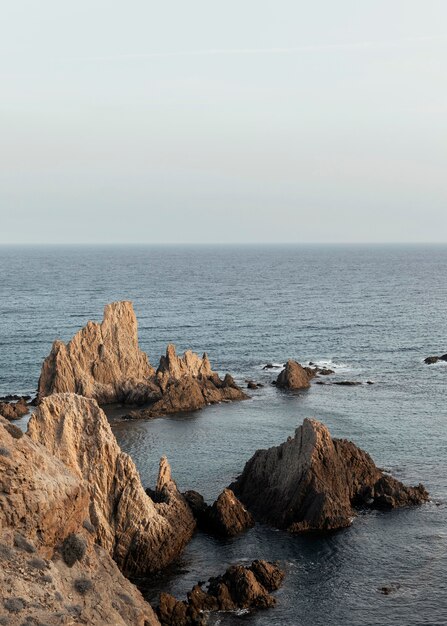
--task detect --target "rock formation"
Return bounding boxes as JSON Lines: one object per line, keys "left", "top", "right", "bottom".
{"left": 37, "top": 302, "right": 247, "bottom": 417}
{"left": 126, "top": 345, "right": 247, "bottom": 419}
{"left": 0, "top": 414, "right": 160, "bottom": 626}
{"left": 231, "top": 418, "right": 429, "bottom": 532}
{"left": 38, "top": 301, "right": 156, "bottom": 404}
{"left": 275, "top": 359, "right": 313, "bottom": 390}
{"left": 424, "top": 353, "right": 447, "bottom": 364}
{"left": 183, "top": 488, "right": 254, "bottom": 537}
{"left": 0, "top": 396, "right": 29, "bottom": 420}
{"left": 157, "top": 560, "right": 284, "bottom": 625}
{"left": 27, "top": 393, "right": 195, "bottom": 575}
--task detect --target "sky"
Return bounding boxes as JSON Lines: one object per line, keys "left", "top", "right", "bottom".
{"left": 1, "top": 1, "right": 446, "bottom": 244}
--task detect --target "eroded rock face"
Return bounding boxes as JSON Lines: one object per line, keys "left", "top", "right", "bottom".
{"left": 231, "top": 418, "right": 429, "bottom": 532}
{"left": 0, "top": 415, "right": 160, "bottom": 626}
{"left": 157, "top": 560, "right": 284, "bottom": 625}
{"left": 27, "top": 393, "right": 195, "bottom": 575}
{"left": 38, "top": 303, "right": 247, "bottom": 417}
{"left": 276, "top": 360, "right": 312, "bottom": 390}
{"left": 38, "top": 301, "right": 156, "bottom": 405}
{"left": 126, "top": 345, "right": 247, "bottom": 419}
{"left": 183, "top": 488, "right": 254, "bottom": 538}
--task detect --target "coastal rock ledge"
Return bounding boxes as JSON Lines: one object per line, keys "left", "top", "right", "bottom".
{"left": 38, "top": 301, "right": 247, "bottom": 417}
{"left": 231, "top": 418, "right": 429, "bottom": 532}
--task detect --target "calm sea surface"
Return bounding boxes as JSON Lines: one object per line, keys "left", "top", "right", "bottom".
{"left": 1, "top": 244, "right": 446, "bottom": 625}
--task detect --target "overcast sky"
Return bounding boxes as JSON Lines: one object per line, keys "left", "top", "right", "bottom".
{"left": 1, "top": 1, "right": 446, "bottom": 244}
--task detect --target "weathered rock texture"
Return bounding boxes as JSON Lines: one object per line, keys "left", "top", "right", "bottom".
{"left": 38, "top": 301, "right": 156, "bottom": 404}
{"left": 157, "top": 560, "right": 284, "bottom": 625}
{"left": 38, "top": 302, "right": 247, "bottom": 417}
{"left": 231, "top": 418, "right": 429, "bottom": 532}
{"left": 126, "top": 345, "right": 247, "bottom": 419}
{"left": 0, "top": 415, "right": 160, "bottom": 626}
{"left": 27, "top": 393, "right": 195, "bottom": 575}
{"left": 0, "top": 397, "right": 29, "bottom": 420}
{"left": 183, "top": 488, "right": 254, "bottom": 538}
{"left": 275, "top": 360, "right": 313, "bottom": 390}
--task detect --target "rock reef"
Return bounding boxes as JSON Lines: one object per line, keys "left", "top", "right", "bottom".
{"left": 0, "top": 413, "right": 160, "bottom": 626}
{"left": 27, "top": 393, "right": 195, "bottom": 576}
{"left": 38, "top": 302, "right": 247, "bottom": 418}
{"left": 231, "top": 418, "right": 429, "bottom": 532}
{"left": 157, "top": 560, "right": 284, "bottom": 625}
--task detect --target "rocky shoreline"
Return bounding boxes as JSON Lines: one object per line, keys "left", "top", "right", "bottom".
{"left": 0, "top": 301, "right": 431, "bottom": 624}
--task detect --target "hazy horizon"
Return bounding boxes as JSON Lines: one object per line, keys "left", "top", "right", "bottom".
{"left": 1, "top": 1, "right": 446, "bottom": 244}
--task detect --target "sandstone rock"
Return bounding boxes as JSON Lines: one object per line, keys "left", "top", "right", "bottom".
{"left": 276, "top": 360, "right": 312, "bottom": 390}
{"left": 127, "top": 345, "right": 247, "bottom": 419}
{"left": 0, "top": 414, "right": 160, "bottom": 626}
{"left": 37, "top": 301, "right": 157, "bottom": 404}
{"left": 231, "top": 418, "right": 429, "bottom": 532}
{"left": 0, "top": 397, "right": 29, "bottom": 420}
{"left": 27, "top": 393, "right": 195, "bottom": 575}
{"left": 38, "top": 303, "right": 247, "bottom": 418}
{"left": 157, "top": 560, "right": 284, "bottom": 625}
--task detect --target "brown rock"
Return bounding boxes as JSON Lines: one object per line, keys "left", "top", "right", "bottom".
{"left": 37, "top": 303, "right": 247, "bottom": 418}
{"left": 127, "top": 345, "right": 247, "bottom": 419}
{"left": 0, "top": 414, "right": 160, "bottom": 626}
{"left": 37, "top": 301, "right": 157, "bottom": 404}
{"left": 206, "top": 488, "right": 254, "bottom": 537}
{"left": 0, "top": 397, "right": 29, "bottom": 420}
{"left": 157, "top": 560, "right": 284, "bottom": 625}
{"left": 276, "top": 360, "right": 312, "bottom": 390}
{"left": 183, "top": 488, "right": 254, "bottom": 538}
{"left": 231, "top": 418, "right": 429, "bottom": 532}
{"left": 27, "top": 393, "right": 195, "bottom": 575}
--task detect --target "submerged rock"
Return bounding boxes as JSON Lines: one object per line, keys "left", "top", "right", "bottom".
{"left": 184, "top": 488, "right": 254, "bottom": 538}
{"left": 424, "top": 354, "right": 447, "bottom": 365}
{"left": 276, "top": 360, "right": 312, "bottom": 390}
{"left": 231, "top": 418, "right": 429, "bottom": 532}
{"left": 157, "top": 560, "right": 284, "bottom": 625}
{"left": 27, "top": 393, "right": 195, "bottom": 575}
{"left": 0, "top": 414, "right": 160, "bottom": 625}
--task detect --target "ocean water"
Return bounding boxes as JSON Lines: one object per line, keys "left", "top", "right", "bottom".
{"left": 1, "top": 244, "right": 447, "bottom": 625}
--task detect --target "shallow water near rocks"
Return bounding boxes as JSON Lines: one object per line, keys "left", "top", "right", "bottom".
{"left": 1, "top": 244, "right": 447, "bottom": 625}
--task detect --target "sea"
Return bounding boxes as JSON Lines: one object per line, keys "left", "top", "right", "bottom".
{"left": 1, "top": 244, "right": 446, "bottom": 626}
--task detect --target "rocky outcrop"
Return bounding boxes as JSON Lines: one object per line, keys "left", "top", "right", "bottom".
{"left": 424, "top": 353, "right": 447, "bottom": 364}
{"left": 38, "top": 302, "right": 247, "bottom": 417}
{"left": 27, "top": 393, "right": 195, "bottom": 575}
{"left": 126, "top": 345, "right": 247, "bottom": 419}
{"left": 157, "top": 560, "right": 284, "bottom": 625}
{"left": 275, "top": 359, "right": 312, "bottom": 390}
{"left": 37, "top": 301, "right": 157, "bottom": 404}
{"left": 183, "top": 488, "right": 254, "bottom": 538}
{"left": 0, "top": 415, "right": 160, "bottom": 626}
{"left": 231, "top": 418, "right": 429, "bottom": 532}
{"left": 0, "top": 397, "right": 29, "bottom": 420}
